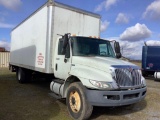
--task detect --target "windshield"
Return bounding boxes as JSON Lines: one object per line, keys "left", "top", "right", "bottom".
{"left": 71, "top": 37, "right": 115, "bottom": 57}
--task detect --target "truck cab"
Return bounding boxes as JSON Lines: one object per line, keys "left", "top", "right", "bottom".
{"left": 51, "top": 34, "right": 147, "bottom": 120}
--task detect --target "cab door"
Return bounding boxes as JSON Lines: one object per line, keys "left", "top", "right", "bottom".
{"left": 54, "top": 38, "right": 71, "bottom": 80}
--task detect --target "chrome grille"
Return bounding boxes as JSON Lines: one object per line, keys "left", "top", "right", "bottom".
{"left": 115, "top": 68, "right": 142, "bottom": 87}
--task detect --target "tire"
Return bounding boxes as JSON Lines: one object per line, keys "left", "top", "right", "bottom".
{"left": 16, "top": 68, "right": 32, "bottom": 83}
{"left": 10, "top": 65, "right": 16, "bottom": 72}
{"left": 10, "top": 66, "right": 14, "bottom": 72}
{"left": 66, "top": 82, "right": 93, "bottom": 120}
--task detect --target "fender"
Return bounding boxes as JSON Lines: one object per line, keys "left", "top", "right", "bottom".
{"left": 62, "top": 65, "right": 115, "bottom": 98}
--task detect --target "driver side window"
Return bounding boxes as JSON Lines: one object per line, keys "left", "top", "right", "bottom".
{"left": 58, "top": 39, "right": 65, "bottom": 55}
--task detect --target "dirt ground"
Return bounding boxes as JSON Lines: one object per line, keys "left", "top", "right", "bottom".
{"left": 0, "top": 67, "right": 160, "bottom": 120}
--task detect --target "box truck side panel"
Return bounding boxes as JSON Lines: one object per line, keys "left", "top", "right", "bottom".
{"left": 10, "top": 5, "right": 48, "bottom": 72}
{"left": 53, "top": 6, "right": 100, "bottom": 38}
{"left": 51, "top": 5, "right": 100, "bottom": 70}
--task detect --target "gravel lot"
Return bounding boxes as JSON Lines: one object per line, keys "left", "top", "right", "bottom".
{"left": 0, "top": 67, "right": 160, "bottom": 120}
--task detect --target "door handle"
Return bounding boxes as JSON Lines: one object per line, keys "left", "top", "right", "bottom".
{"left": 55, "top": 64, "right": 58, "bottom": 71}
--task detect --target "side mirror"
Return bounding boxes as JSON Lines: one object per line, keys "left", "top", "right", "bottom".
{"left": 63, "top": 34, "right": 69, "bottom": 48}
{"left": 114, "top": 42, "right": 122, "bottom": 58}
{"left": 65, "top": 44, "right": 70, "bottom": 59}
{"left": 63, "top": 34, "right": 70, "bottom": 62}
{"left": 64, "top": 43, "right": 70, "bottom": 63}
{"left": 61, "top": 34, "right": 69, "bottom": 54}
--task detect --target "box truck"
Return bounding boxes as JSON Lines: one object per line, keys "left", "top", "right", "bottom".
{"left": 10, "top": 1, "right": 147, "bottom": 119}
{"left": 142, "top": 46, "right": 160, "bottom": 79}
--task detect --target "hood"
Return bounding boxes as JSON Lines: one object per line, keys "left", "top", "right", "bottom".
{"left": 72, "top": 56, "right": 137, "bottom": 72}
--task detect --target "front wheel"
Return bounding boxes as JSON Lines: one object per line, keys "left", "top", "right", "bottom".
{"left": 66, "top": 82, "right": 93, "bottom": 120}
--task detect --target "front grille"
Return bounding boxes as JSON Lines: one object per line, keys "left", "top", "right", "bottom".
{"left": 115, "top": 68, "right": 142, "bottom": 87}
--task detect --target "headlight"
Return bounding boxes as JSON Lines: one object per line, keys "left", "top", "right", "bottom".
{"left": 89, "top": 80, "right": 113, "bottom": 89}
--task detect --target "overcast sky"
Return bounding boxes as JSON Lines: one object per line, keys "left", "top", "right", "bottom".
{"left": 0, "top": 0, "right": 160, "bottom": 60}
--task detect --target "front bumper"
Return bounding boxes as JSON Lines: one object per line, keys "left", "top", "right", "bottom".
{"left": 86, "top": 87, "right": 147, "bottom": 106}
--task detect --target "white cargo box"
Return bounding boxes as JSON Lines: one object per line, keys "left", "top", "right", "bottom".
{"left": 10, "top": 1, "right": 101, "bottom": 73}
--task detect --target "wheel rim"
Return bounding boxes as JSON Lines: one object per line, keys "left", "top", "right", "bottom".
{"left": 69, "top": 91, "right": 81, "bottom": 113}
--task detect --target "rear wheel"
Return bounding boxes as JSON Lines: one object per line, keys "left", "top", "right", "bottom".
{"left": 66, "top": 82, "right": 93, "bottom": 120}
{"left": 16, "top": 68, "right": 32, "bottom": 83}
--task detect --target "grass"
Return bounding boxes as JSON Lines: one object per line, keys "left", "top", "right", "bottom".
{"left": 131, "top": 61, "right": 141, "bottom": 67}
{"left": 0, "top": 68, "right": 71, "bottom": 120}
{"left": 1, "top": 65, "right": 160, "bottom": 120}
